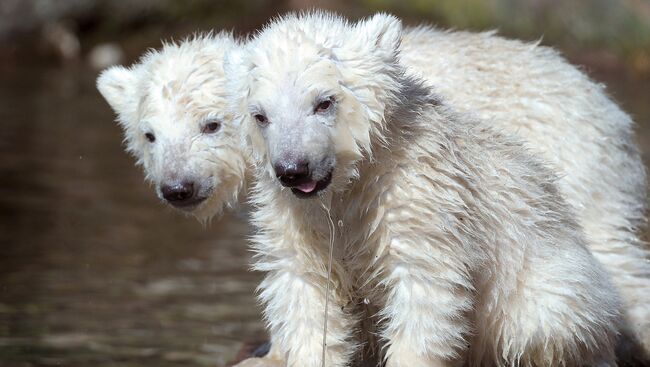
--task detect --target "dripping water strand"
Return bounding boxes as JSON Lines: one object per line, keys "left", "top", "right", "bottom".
{"left": 320, "top": 201, "right": 336, "bottom": 367}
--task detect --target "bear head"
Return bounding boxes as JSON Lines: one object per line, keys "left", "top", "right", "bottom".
{"left": 97, "top": 33, "right": 247, "bottom": 220}
{"left": 226, "top": 12, "right": 403, "bottom": 199}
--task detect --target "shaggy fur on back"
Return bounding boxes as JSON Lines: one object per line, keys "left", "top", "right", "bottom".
{"left": 399, "top": 31, "right": 650, "bottom": 359}
{"left": 96, "top": 16, "right": 650, "bottom": 365}
{"left": 227, "top": 12, "right": 623, "bottom": 367}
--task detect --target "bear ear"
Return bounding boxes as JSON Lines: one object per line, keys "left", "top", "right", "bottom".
{"left": 96, "top": 66, "right": 138, "bottom": 118}
{"left": 353, "top": 13, "right": 402, "bottom": 63}
{"left": 223, "top": 46, "right": 253, "bottom": 104}
{"left": 223, "top": 46, "right": 251, "bottom": 81}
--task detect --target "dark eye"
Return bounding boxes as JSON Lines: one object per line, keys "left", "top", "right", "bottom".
{"left": 315, "top": 99, "right": 333, "bottom": 113}
{"left": 202, "top": 121, "right": 221, "bottom": 134}
{"left": 145, "top": 132, "right": 155, "bottom": 142}
{"left": 254, "top": 113, "right": 268, "bottom": 126}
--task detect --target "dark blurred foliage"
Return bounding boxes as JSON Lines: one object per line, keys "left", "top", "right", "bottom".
{"left": 0, "top": 0, "right": 649, "bottom": 73}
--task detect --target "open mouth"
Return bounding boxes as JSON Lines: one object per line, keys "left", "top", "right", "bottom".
{"left": 290, "top": 171, "right": 332, "bottom": 199}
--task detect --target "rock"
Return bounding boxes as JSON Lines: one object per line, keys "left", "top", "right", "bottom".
{"left": 229, "top": 341, "right": 273, "bottom": 366}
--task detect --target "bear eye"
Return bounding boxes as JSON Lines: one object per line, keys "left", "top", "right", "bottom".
{"left": 145, "top": 132, "right": 156, "bottom": 143}
{"left": 202, "top": 120, "right": 221, "bottom": 134}
{"left": 315, "top": 98, "right": 334, "bottom": 114}
{"left": 254, "top": 113, "right": 268, "bottom": 126}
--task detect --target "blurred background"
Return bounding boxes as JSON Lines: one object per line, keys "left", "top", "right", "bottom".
{"left": 0, "top": 1, "right": 649, "bottom": 366}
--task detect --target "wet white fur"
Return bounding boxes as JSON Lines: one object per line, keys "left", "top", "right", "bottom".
{"left": 398, "top": 28, "right": 650, "bottom": 358}
{"left": 227, "top": 12, "right": 624, "bottom": 366}
{"left": 96, "top": 16, "right": 650, "bottom": 364}
{"left": 96, "top": 33, "right": 247, "bottom": 219}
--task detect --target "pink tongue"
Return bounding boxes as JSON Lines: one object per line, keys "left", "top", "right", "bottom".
{"left": 296, "top": 181, "right": 318, "bottom": 193}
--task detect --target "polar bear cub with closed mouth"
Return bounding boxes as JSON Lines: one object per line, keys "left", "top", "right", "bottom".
{"left": 226, "top": 12, "right": 623, "bottom": 367}
{"left": 97, "top": 33, "right": 247, "bottom": 220}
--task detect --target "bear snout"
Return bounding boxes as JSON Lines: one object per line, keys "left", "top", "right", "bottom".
{"left": 274, "top": 160, "right": 310, "bottom": 187}
{"left": 160, "top": 180, "right": 205, "bottom": 208}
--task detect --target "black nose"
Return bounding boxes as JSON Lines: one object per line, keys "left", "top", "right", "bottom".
{"left": 161, "top": 181, "right": 195, "bottom": 205}
{"left": 274, "top": 160, "right": 310, "bottom": 187}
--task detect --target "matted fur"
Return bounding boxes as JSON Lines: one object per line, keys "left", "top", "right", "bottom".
{"left": 226, "top": 12, "right": 623, "bottom": 367}
{"left": 97, "top": 33, "right": 247, "bottom": 219}
{"left": 398, "top": 28, "right": 650, "bottom": 360}
{"left": 96, "top": 15, "right": 650, "bottom": 365}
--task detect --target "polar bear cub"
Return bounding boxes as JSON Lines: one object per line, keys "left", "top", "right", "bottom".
{"left": 398, "top": 29, "right": 650, "bottom": 355}
{"left": 96, "top": 18, "right": 649, "bottom": 362}
{"left": 226, "top": 12, "right": 623, "bottom": 367}
{"left": 97, "top": 33, "right": 247, "bottom": 220}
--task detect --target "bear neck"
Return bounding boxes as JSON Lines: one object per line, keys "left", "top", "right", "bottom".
{"left": 359, "top": 71, "right": 443, "bottom": 178}
{"left": 327, "top": 72, "right": 444, "bottom": 215}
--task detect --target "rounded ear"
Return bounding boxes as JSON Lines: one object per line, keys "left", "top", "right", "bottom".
{"left": 97, "top": 65, "right": 142, "bottom": 158}
{"left": 96, "top": 66, "right": 137, "bottom": 118}
{"left": 354, "top": 13, "right": 402, "bottom": 63}
{"left": 224, "top": 46, "right": 252, "bottom": 91}
{"left": 223, "top": 46, "right": 267, "bottom": 163}
{"left": 224, "top": 45, "right": 254, "bottom": 108}
{"left": 223, "top": 45, "right": 248, "bottom": 77}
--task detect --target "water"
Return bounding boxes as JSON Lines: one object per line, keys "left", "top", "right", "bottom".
{"left": 0, "top": 65, "right": 648, "bottom": 367}
{"left": 0, "top": 66, "right": 265, "bottom": 366}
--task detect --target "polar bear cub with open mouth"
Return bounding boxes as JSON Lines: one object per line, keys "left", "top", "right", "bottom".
{"left": 227, "top": 12, "right": 623, "bottom": 367}
{"left": 96, "top": 16, "right": 649, "bottom": 364}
